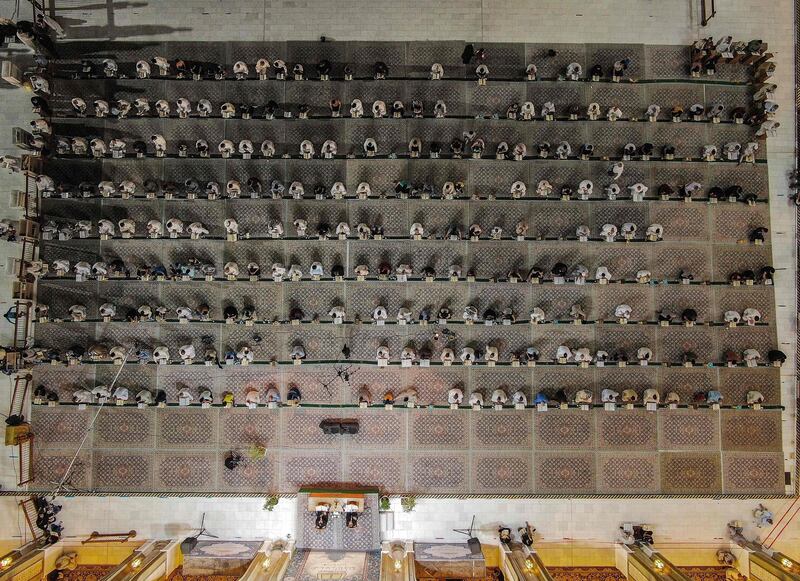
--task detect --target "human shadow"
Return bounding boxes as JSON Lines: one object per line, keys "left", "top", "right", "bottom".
{"left": 52, "top": 0, "right": 191, "bottom": 41}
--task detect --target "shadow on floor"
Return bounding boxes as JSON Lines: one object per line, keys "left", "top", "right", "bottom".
{"left": 52, "top": 1, "right": 191, "bottom": 40}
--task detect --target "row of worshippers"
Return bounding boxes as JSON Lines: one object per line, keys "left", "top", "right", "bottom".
{"left": 57, "top": 384, "right": 769, "bottom": 408}
{"left": 29, "top": 337, "right": 785, "bottom": 368}
{"left": 41, "top": 216, "right": 667, "bottom": 243}
{"left": 25, "top": 335, "right": 786, "bottom": 368}
{"left": 69, "top": 45, "right": 761, "bottom": 82}
{"left": 32, "top": 173, "right": 765, "bottom": 203}
{"left": 64, "top": 54, "right": 646, "bottom": 83}
{"left": 24, "top": 40, "right": 768, "bottom": 94}
{"left": 47, "top": 131, "right": 763, "bottom": 163}
{"left": 64, "top": 94, "right": 772, "bottom": 124}
{"left": 25, "top": 44, "right": 776, "bottom": 134}
{"left": 364, "top": 386, "right": 768, "bottom": 408}
{"left": 34, "top": 255, "right": 775, "bottom": 286}
{"left": 62, "top": 48, "right": 771, "bottom": 87}
{"left": 52, "top": 300, "right": 768, "bottom": 328}
{"left": 29, "top": 116, "right": 759, "bottom": 161}
{"left": 66, "top": 385, "right": 301, "bottom": 406}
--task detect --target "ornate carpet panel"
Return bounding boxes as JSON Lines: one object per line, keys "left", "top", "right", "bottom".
{"left": 549, "top": 566, "right": 625, "bottom": 581}
{"left": 27, "top": 404, "right": 786, "bottom": 494}
{"left": 29, "top": 41, "right": 784, "bottom": 496}
{"left": 281, "top": 451, "right": 344, "bottom": 491}
{"left": 216, "top": 452, "right": 278, "bottom": 493}
{"left": 534, "top": 451, "right": 597, "bottom": 494}
{"left": 720, "top": 409, "right": 782, "bottom": 452}
{"left": 33, "top": 449, "right": 93, "bottom": 491}
{"left": 343, "top": 451, "right": 406, "bottom": 491}
{"left": 61, "top": 566, "right": 117, "bottom": 581}
{"left": 472, "top": 410, "right": 533, "bottom": 449}
{"left": 721, "top": 452, "right": 785, "bottom": 494}
{"left": 155, "top": 451, "right": 219, "bottom": 490}
{"left": 680, "top": 566, "right": 729, "bottom": 581}
{"left": 660, "top": 452, "right": 722, "bottom": 495}
{"left": 472, "top": 451, "right": 533, "bottom": 494}
{"left": 167, "top": 565, "right": 239, "bottom": 581}
{"left": 91, "top": 450, "right": 155, "bottom": 492}
{"left": 597, "top": 452, "right": 661, "bottom": 494}
{"left": 408, "top": 452, "right": 470, "bottom": 494}
{"left": 535, "top": 410, "right": 596, "bottom": 450}
{"left": 282, "top": 549, "right": 381, "bottom": 581}
{"left": 93, "top": 407, "right": 155, "bottom": 448}
{"left": 220, "top": 409, "right": 279, "bottom": 447}
{"left": 658, "top": 409, "right": 720, "bottom": 451}
{"left": 596, "top": 410, "right": 657, "bottom": 451}
{"left": 409, "top": 409, "right": 470, "bottom": 449}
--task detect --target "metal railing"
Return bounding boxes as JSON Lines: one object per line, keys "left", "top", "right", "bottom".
{"left": 82, "top": 531, "right": 138, "bottom": 544}
{"left": 17, "top": 434, "right": 34, "bottom": 485}
{"left": 701, "top": 0, "right": 717, "bottom": 26}
{"left": 22, "top": 172, "right": 40, "bottom": 219}
{"left": 12, "top": 300, "right": 32, "bottom": 350}
{"left": 9, "top": 374, "right": 31, "bottom": 418}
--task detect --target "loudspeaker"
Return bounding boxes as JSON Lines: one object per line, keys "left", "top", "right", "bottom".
{"left": 180, "top": 536, "right": 198, "bottom": 554}
{"left": 467, "top": 537, "right": 482, "bottom": 555}
{"left": 319, "top": 419, "right": 359, "bottom": 434}
{"left": 319, "top": 419, "right": 340, "bottom": 434}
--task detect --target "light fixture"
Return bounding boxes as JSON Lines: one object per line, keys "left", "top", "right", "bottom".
{"left": 130, "top": 557, "right": 143, "bottom": 569}
{"left": 261, "top": 557, "right": 271, "bottom": 570}
{"left": 781, "top": 557, "right": 794, "bottom": 569}
{"left": 525, "top": 558, "right": 535, "bottom": 572}
{"left": 393, "top": 559, "right": 402, "bottom": 571}
{"left": 653, "top": 558, "right": 665, "bottom": 571}
{"left": 0, "top": 551, "right": 22, "bottom": 570}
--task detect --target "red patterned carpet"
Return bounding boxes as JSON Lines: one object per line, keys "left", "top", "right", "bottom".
{"left": 167, "top": 565, "right": 239, "bottom": 581}
{"left": 681, "top": 566, "right": 729, "bottom": 581}
{"left": 549, "top": 567, "right": 625, "bottom": 581}
{"left": 549, "top": 565, "right": 728, "bottom": 581}
{"left": 60, "top": 566, "right": 116, "bottom": 581}
{"left": 416, "top": 567, "right": 502, "bottom": 581}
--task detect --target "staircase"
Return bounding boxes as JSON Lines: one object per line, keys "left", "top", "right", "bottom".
{"left": 8, "top": 374, "right": 30, "bottom": 418}
{"left": 17, "top": 434, "right": 35, "bottom": 485}
{"left": 18, "top": 497, "right": 46, "bottom": 542}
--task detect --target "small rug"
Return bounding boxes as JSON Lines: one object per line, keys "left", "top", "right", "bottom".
{"left": 283, "top": 549, "right": 381, "bottom": 581}
{"left": 182, "top": 540, "right": 262, "bottom": 576}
